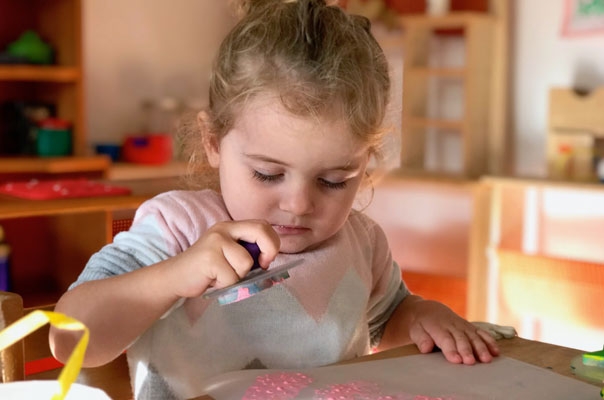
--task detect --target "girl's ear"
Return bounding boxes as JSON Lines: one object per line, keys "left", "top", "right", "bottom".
{"left": 198, "top": 111, "right": 220, "bottom": 168}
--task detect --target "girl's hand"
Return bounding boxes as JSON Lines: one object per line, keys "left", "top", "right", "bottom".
{"left": 168, "top": 220, "right": 280, "bottom": 299}
{"left": 404, "top": 297, "right": 499, "bottom": 364}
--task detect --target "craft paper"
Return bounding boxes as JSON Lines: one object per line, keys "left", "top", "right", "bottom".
{"left": 199, "top": 353, "right": 601, "bottom": 400}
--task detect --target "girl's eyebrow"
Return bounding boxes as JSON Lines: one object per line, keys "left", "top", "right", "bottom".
{"left": 243, "top": 153, "right": 360, "bottom": 171}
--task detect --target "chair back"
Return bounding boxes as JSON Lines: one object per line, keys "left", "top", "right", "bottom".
{"left": 0, "top": 290, "right": 133, "bottom": 399}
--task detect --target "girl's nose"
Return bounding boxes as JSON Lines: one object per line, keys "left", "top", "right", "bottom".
{"left": 280, "top": 184, "right": 315, "bottom": 216}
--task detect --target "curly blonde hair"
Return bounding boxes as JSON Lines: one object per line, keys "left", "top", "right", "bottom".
{"left": 182, "top": 0, "right": 390, "bottom": 189}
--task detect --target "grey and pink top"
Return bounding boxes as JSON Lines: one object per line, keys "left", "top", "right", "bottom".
{"left": 71, "top": 190, "right": 409, "bottom": 400}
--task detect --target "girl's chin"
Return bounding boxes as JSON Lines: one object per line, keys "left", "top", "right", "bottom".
{"left": 278, "top": 234, "right": 333, "bottom": 254}
{"left": 278, "top": 237, "right": 317, "bottom": 254}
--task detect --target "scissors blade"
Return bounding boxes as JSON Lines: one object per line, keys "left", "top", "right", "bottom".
{"left": 202, "top": 259, "right": 304, "bottom": 304}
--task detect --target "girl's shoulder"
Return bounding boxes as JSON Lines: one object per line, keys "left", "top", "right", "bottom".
{"left": 134, "top": 189, "right": 231, "bottom": 226}
{"left": 347, "top": 209, "right": 382, "bottom": 235}
{"left": 150, "top": 189, "right": 225, "bottom": 209}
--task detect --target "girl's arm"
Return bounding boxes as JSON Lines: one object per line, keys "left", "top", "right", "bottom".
{"left": 50, "top": 256, "right": 182, "bottom": 367}
{"left": 50, "top": 220, "right": 280, "bottom": 367}
{"left": 377, "top": 294, "right": 499, "bottom": 365}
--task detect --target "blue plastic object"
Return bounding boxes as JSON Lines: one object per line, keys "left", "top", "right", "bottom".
{"left": 95, "top": 144, "right": 121, "bottom": 162}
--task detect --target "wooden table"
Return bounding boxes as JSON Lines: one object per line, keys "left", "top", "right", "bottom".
{"left": 25, "top": 336, "right": 597, "bottom": 399}
{"left": 188, "top": 336, "right": 600, "bottom": 400}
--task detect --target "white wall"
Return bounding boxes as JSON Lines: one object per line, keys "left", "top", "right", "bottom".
{"left": 513, "top": 0, "right": 604, "bottom": 177}
{"left": 83, "top": 0, "right": 236, "bottom": 145}
{"left": 83, "top": 1, "right": 604, "bottom": 176}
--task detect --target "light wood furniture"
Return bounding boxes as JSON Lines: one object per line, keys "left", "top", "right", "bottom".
{"left": 0, "top": 156, "right": 110, "bottom": 183}
{"left": 107, "top": 161, "right": 188, "bottom": 181}
{"left": 398, "top": 8, "right": 508, "bottom": 178}
{"left": 3, "top": 288, "right": 596, "bottom": 400}
{"left": 546, "top": 87, "right": 604, "bottom": 181}
{"left": 0, "top": 291, "right": 132, "bottom": 399}
{"left": 0, "top": 177, "right": 183, "bottom": 307}
{"left": 468, "top": 176, "right": 604, "bottom": 347}
{"left": 549, "top": 88, "right": 604, "bottom": 138}
{"left": 189, "top": 336, "right": 599, "bottom": 400}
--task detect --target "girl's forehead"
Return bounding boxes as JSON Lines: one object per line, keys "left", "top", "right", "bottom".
{"left": 235, "top": 94, "right": 352, "bottom": 138}
{"left": 227, "top": 96, "right": 370, "bottom": 166}
{"left": 225, "top": 107, "right": 369, "bottom": 170}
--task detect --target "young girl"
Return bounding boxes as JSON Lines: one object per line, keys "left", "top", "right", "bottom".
{"left": 51, "top": 1, "right": 500, "bottom": 398}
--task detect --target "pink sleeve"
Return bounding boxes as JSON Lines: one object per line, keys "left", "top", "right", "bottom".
{"left": 364, "top": 217, "right": 410, "bottom": 346}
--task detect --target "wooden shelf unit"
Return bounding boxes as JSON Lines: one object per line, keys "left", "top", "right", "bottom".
{"left": 0, "top": 0, "right": 86, "bottom": 156}
{"left": 0, "top": 176, "right": 183, "bottom": 307}
{"left": 405, "top": 67, "right": 466, "bottom": 78}
{"left": 468, "top": 176, "right": 604, "bottom": 349}
{"left": 0, "top": 66, "right": 80, "bottom": 83}
{"left": 399, "top": 12, "right": 506, "bottom": 178}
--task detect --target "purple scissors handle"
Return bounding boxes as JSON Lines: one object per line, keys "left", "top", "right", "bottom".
{"left": 238, "top": 240, "right": 261, "bottom": 270}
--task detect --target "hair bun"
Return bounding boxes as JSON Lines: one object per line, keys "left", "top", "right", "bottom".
{"left": 234, "top": 0, "right": 283, "bottom": 17}
{"left": 234, "top": 0, "right": 329, "bottom": 18}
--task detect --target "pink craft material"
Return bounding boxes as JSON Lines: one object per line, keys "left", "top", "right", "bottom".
{"left": 235, "top": 287, "right": 253, "bottom": 302}
{"left": 242, "top": 372, "right": 313, "bottom": 400}
{"left": 314, "top": 381, "right": 382, "bottom": 399}
{"left": 0, "top": 179, "right": 131, "bottom": 200}
{"left": 314, "top": 380, "right": 457, "bottom": 400}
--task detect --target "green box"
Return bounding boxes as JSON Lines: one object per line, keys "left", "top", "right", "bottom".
{"left": 36, "top": 127, "right": 71, "bottom": 157}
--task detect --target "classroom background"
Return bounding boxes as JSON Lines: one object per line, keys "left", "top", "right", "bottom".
{"left": 1, "top": 0, "right": 603, "bottom": 362}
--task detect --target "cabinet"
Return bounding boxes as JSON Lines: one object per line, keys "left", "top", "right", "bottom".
{"left": 0, "top": 177, "right": 182, "bottom": 307}
{"left": 469, "top": 177, "right": 604, "bottom": 350}
{"left": 398, "top": 12, "right": 506, "bottom": 177}
{"left": 546, "top": 87, "right": 604, "bottom": 182}
{"left": 0, "top": 0, "right": 87, "bottom": 157}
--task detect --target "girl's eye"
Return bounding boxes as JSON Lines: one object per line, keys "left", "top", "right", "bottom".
{"left": 319, "top": 178, "right": 348, "bottom": 190}
{"left": 253, "top": 170, "right": 283, "bottom": 183}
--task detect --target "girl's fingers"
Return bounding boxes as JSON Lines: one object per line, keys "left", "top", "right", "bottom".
{"left": 409, "top": 322, "right": 435, "bottom": 354}
{"left": 216, "top": 220, "right": 281, "bottom": 268}
{"left": 476, "top": 328, "right": 500, "bottom": 356}
{"left": 435, "top": 333, "right": 462, "bottom": 364}
{"left": 209, "top": 259, "right": 241, "bottom": 289}
{"left": 450, "top": 329, "right": 476, "bottom": 365}
{"left": 464, "top": 328, "right": 494, "bottom": 363}
{"left": 221, "top": 239, "right": 257, "bottom": 278}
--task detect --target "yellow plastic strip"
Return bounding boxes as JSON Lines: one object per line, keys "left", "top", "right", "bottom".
{"left": 0, "top": 310, "right": 89, "bottom": 400}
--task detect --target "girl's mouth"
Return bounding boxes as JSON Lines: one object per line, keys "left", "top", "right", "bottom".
{"left": 272, "top": 225, "right": 310, "bottom": 235}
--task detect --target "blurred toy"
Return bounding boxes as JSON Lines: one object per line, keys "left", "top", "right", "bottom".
{"left": 36, "top": 118, "right": 71, "bottom": 157}
{"left": 122, "top": 134, "right": 173, "bottom": 165}
{"left": 95, "top": 144, "right": 122, "bottom": 162}
{"left": 5, "top": 30, "right": 53, "bottom": 65}
{"left": 0, "top": 101, "right": 54, "bottom": 155}
{"left": 0, "top": 225, "right": 11, "bottom": 291}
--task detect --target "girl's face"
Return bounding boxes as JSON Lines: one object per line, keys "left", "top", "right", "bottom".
{"left": 204, "top": 95, "right": 370, "bottom": 253}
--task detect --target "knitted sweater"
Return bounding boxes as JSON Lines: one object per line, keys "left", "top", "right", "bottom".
{"left": 71, "top": 190, "right": 409, "bottom": 400}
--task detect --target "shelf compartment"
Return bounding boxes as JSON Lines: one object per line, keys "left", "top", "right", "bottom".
{"left": 0, "top": 66, "right": 80, "bottom": 83}
{"left": 1, "top": 212, "right": 110, "bottom": 307}
{"left": 399, "top": 12, "right": 495, "bottom": 29}
{"left": 0, "top": 156, "right": 109, "bottom": 174}
{"left": 400, "top": 11, "right": 495, "bottom": 178}
{"left": 0, "top": 81, "right": 86, "bottom": 156}
{"left": 0, "top": 0, "right": 81, "bottom": 67}
{"left": 405, "top": 117, "right": 465, "bottom": 131}
{"left": 406, "top": 67, "right": 466, "bottom": 78}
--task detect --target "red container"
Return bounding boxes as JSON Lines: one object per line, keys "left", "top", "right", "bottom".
{"left": 122, "top": 134, "right": 173, "bottom": 165}
{"left": 384, "top": 0, "right": 426, "bottom": 14}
